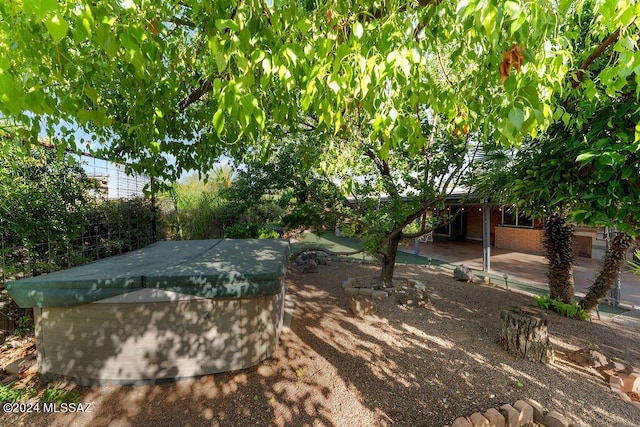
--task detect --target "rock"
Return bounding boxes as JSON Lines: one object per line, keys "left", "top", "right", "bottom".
{"left": 395, "top": 288, "right": 430, "bottom": 308}
{"left": 1, "top": 373, "right": 18, "bottom": 385}
{"left": 342, "top": 278, "right": 354, "bottom": 289}
{"left": 513, "top": 400, "right": 534, "bottom": 425}
{"left": 454, "top": 264, "right": 475, "bottom": 282}
{"left": 349, "top": 295, "right": 377, "bottom": 318}
{"left": 567, "top": 348, "right": 610, "bottom": 369}
{"left": 372, "top": 290, "right": 388, "bottom": 299}
{"left": 525, "top": 398, "right": 547, "bottom": 423}
{"left": 452, "top": 417, "right": 473, "bottom": 427}
{"left": 483, "top": 408, "right": 505, "bottom": 427}
{"left": 5, "top": 353, "right": 36, "bottom": 375}
{"left": 543, "top": 410, "right": 570, "bottom": 427}
{"left": 358, "top": 288, "right": 374, "bottom": 297}
{"left": 498, "top": 404, "right": 520, "bottom": 427}
{"left": 302, "top": 259, "right": 318, "bottom": 273}
{"left": 469, "top": 412, "right": 490, "bottom": 427}
{"left": 413, "top": 282, "right": 426, "bottom": 291}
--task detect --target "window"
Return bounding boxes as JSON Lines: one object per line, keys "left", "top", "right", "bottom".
{"left": 502, "top": 207, "right": 533, "bottom": 228}
{"left": 434, "top": 208, "right": 451, "bottom": 236}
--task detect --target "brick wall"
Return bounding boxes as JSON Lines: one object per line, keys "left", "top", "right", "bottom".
{"left": 495, "top": 226, "right": 544, "bottom": 254}
{"left": 465, "top": 209, "right": 483, "bottom": 240}
{"left": 465, "top": 207, "right": 501, "bottom": 244}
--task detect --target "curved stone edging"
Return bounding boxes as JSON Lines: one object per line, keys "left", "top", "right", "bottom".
{"left": 448, "top": 398, "right": 582, "bottom": 427}
{"left": 341, "top": 275, "right": 426, "bottom": 299}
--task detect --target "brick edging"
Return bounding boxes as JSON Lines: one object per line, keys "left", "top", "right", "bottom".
{"left": 447, "top": 398, "right": 580, "bottom": 427}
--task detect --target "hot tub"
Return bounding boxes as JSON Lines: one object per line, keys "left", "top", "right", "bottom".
{"left": 6, "top": 239, "right": 289, "bottom": 385}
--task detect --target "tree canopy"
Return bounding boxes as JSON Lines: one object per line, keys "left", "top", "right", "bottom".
{"left": 1, "top": 0, "right": 637, "bottom": 180}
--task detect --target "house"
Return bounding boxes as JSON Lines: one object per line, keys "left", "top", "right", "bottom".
{"left": 425, "top": 199, "right": 612, "bottom": 261}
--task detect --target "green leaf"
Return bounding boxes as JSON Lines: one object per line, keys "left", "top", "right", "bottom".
{"left": 23, "top": 0, "right": 58, "bottom": 20}
{"left": 508, "top": 108, "right": 524, "bottom": 130}
{"left": 215, "top": 19, "right": 239, "bottom": 32}
{"left": 575, "top": 152, "right": 596, "bottom": 162}
{"left": 44, "top": 13, "right": 69, "bottom": 42}
{"left": 215, "top": 52, "right": 227, "bottom": 71}
{"left": 353, "top": 22, "right": 364, "bottom": 39}
{"left": 597, "top": 153, "right": 613, "bottom": 166}
{"left": 213, "top": 109, "right": 225, "bottom": 138}
{"left": 504, "top": 1, "right": 521, "bottom": 18}
{"left": 481, "top": 5, "right": 497, "bottom": 35}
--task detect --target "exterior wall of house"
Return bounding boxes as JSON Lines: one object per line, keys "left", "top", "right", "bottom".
{"left": 465, "top": 207, "right": 501, "bottom": 245}
{"left": 495, "top": 226, "right": 545, "bottom": 254}
{"left": 465, "top": 208, "right": 483, "bottom": 240}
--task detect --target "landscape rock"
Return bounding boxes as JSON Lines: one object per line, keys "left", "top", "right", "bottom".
{"left": 453, "top": 264, "right": 475, "bottom": 282}
{"left": 371, "top": 290, "right": 388, "bottom": 299}
{"left": 566, "top": 348, "right": 610, "bottom": 369}
{"left": 302, "top": 259, "right": 319, "bottom": 273}
{"left": 413, "top": 282, "right": 426, "bottom": 291}
{"left": 395, "top": 288, "right": 430, "bottom": 308}
{"left": 349, "top": 295, "right": 377, "bottom": 318}
{"left": 483, "top": 408, "right": 505, "bottom": 427}
{"left": 513, "top": 400, "right": 533, "bottom": 425}
{"left": 543, "top": 410, "right": 570, "bottom": 427}
{"left": 525, "top": 398, "right": 546, "bottom": 422}
{"left": 452, "top": 417, "right": 472, "bottom": 427}
{"left": 498, "top": 404, "right": 519, "bottom": 427}
{"left": 469, "top": 412, "right": 490, "bottom": 427}
{"left": 5, "top": 353, "right": 36, "bottom": 375}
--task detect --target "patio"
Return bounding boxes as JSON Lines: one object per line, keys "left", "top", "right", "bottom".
{"left": 408, "top": 240, "right": 640, "bottom": 309}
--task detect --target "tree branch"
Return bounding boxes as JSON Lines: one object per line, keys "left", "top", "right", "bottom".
{"left": 572, "top": 28, "right": 621, "bottom": 88}
{"left": 176, "top": 0, "right": 245, "bottom": 111}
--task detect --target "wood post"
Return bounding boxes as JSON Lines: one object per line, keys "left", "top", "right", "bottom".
{"left": 501, "top": 307, "right": 554, "bottom": 364}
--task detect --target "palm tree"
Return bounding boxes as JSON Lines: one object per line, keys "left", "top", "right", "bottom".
{"left": 543, "top": 214, "right": 575, "bottom": 303}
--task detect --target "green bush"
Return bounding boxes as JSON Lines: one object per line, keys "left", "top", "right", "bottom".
{"left": 223, "top": 223, "right": 279, "bottom": 239}
{"left": 535, "top": 295, "right": 590, "bottom": 320}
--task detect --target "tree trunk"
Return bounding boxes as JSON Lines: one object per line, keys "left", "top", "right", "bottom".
{"left": 580, "top": 232, "right": 633, "bottom": 311}
{"left": 500, "top": 307, "right": 554, "bottom": 363}
{"left": 543, "top": 214, "right": 576, "bottom": 303}
{"left": 378, "top": 232, "right": 402, "bottom": 287}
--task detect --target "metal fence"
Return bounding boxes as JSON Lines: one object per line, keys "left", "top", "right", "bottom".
{"left": 0, "top": 148, "right": 158, "bottom": 336}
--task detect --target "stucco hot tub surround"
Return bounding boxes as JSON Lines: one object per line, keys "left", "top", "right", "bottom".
{"left": 6, "top": 239, "right": 290, "bottom": 385}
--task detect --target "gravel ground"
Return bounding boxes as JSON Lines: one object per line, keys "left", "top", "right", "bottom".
{"left": 2, "top": 262, "right": 640, "bottom": 427}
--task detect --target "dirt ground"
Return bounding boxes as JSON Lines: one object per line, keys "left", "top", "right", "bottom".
{"left": 2, "top": 262, "right": 640, "bottom": 427}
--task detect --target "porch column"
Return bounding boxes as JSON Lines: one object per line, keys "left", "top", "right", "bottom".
{"left": 482, "top": 200, "right": 490, "bottom": 272}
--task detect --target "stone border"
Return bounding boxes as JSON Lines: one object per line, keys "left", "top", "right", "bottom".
{"left": 341, "top": 275, "right": 427, "bottom": 299}
{"left": 447, "top": 398, "right": 582, "bottom": 427}
{"left": 609, "top": 372, "right": 640, "bottom": 409}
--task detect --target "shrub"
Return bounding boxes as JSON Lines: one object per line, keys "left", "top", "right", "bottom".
{"left": 223, "top": 223, "right": 279, "bottom": 239}
{"left": 535, "top": 295, "right": 590, "bottom": 320}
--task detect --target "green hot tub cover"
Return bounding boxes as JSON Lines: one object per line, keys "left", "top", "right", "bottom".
{"left": 6, "top": 239, "right": 290, "bottom": 308}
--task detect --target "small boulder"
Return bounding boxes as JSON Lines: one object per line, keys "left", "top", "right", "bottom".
{"left": 302, "top": 259, "right": 319, "bottom": 273}
{"left": 454, "top": 264, "right": 475, "bottom": 282}
{"left": 567, "top": 348, "right": 610, "bottom": 369}
{"left": 395, "top": 288, "right": 430, "bottom": 308}
{"left": 349, "top": 295, "right": 377, "bottom": 318}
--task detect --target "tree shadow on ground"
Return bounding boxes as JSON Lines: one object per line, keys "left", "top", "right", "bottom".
{"left": 5, "top": 263, "right": 640, "bottom": 427}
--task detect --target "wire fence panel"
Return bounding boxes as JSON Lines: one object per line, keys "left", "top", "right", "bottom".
{"left": 1, "top": 149, "right": 158, "bottom": 289}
